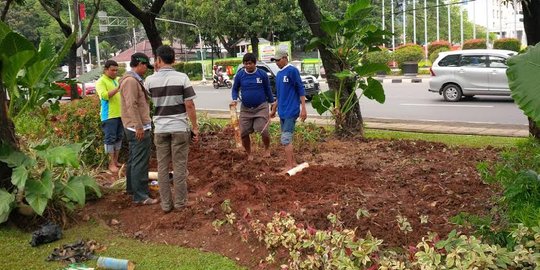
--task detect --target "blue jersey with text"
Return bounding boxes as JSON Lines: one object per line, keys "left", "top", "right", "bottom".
{"left": 231, "top": 68, "right": 274, "bottom": 107}
{"left": 276, "top": 65, "right": 305, "bottom": 118}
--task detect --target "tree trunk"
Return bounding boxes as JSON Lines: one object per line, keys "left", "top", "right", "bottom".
{"left": 298, "top": 0, "right": 363, "bottom": 137}
{"left": 68, "top": 46, "right": 80, "bottom": 99}
{"left": 0, "top": 70, "right": 17, "bottom": 191}
{"left": 522, "top": 0, "right": 540, "bottom": 139}
{"left": 115, "top": 0, "right": 166, "bottom": 56}
{"left": 141, "top": 16, "right": 162, "bottom": 55}
{"left": 250, "top": 35, "right": 259, "bottom": 59}
{"left": 0, "top": 0, "right": 14, "bottom": 22}
{"left": 218, "top": 36, "right": 237, "bottom": 57}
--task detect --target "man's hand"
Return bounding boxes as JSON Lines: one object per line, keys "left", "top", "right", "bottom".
{"left": 191, "top": 128, "right": 199, "bottom": 143}
{"left": 269, "top": 102, "right": 277, "bottom": 118}
{"left": 300, "top": 107, "right": 307, "bottom": 122}
{"left": 229, "top": 100, "right": 238, "bottom": 107}
{"left": 135, "top": 128, "right": 144, "bottom": 141}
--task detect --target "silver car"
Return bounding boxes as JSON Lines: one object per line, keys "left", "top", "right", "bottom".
{"left": 428, "top": 49, "right": 517, "bottom": 102}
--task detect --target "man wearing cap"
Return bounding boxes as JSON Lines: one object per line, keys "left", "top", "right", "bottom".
{"left": 231, "top": 53, "right": 274, "bottom": 160}
{"left": 118, "top": 52, "right": 158, "bottom": 205}
{"left": 95, "top": 60, "right": 122, "bottom": 173}
{"left": 145, "top": 45, "right": 199, "bottom": 213}
{"left": 270, "top": 49, "right": 307, "bottom": 172}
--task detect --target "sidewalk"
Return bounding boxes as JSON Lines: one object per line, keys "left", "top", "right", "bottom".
{"left": 200, "top": 109, "right": 529, "bottom": 138}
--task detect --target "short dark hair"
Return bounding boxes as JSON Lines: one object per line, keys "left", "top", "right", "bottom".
{"left": 242, "top": 53, "right": 256, "bottom": 64}
{"left": 104, "top": 60, "right": 118, "bottom": 69}
{"left": 156, "top": 45, "right": 175, "bottom": 64}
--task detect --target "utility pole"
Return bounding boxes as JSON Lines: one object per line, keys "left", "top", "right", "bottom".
{"left": 460, "top": 3, "right": 464, "bottom": 46}
{"left": 436, "top": 0, "right": 440, "bottom": 40}
{"left": 447, "top": 0, "right": 451, "bottom": 44}
{"left": 424, "top": 0, "right": 428, "bottom": 59}
{"left": 391, "top": 0, "right": 395, "bottom": 51}
{"left": 413, "top": 0, "right": 416, "bottom": 44}
{"left": 403, "top": 0, "right": 407, "bottom": 44}
{"left": 95, "top": 36, "right": 101, "bottom": 67}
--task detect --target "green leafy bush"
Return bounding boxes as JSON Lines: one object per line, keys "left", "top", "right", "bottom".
{"left": 428, "top": 40, "right": 451, "bottom": 56}
{"left": 478, "top": 139, "right": 540, "bottom": 227}
{"left": 0, "top": 141, "right": 101, "bottom": 225}
{"left": 362, "top": 48, "right": 391, "bottom": 66}
{"left": 462, "top": 38, "right": 487, "bottom": 49}
{"left": 214, "top": 59, "right": 242, "bottom": 68}
{"left": 172, "top": 62, "right": 203, "bottom": 80}
{"left": 48, "top": 96, "right": 107, "bottom": 167}
{"left": 494, "top": 38, "right": 521, "bottom": 52}
{"left": 429, "top": 47, "right": 450, "bottom": 63}
{"left": 393, "top": 43, "right": 424, "bottom": 65}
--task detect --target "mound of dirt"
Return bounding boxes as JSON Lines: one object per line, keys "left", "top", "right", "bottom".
{"left": 84, "top": 130, "right": 500, "bottom": 269}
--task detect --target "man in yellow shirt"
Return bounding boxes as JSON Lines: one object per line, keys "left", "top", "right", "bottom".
{"left": 96, "top": 60, "right": 122, "bottom": 173}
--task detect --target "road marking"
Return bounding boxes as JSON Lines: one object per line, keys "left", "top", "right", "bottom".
{"left": 400, "top": 103, "right": 494, "bottom": 108}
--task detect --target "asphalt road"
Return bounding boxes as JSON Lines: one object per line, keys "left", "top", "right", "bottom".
{"left": 194, "top": 80, "right": 529, "bottom": 126}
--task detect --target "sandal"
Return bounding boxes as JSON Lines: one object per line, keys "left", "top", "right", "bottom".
{"left": 136, "top": 198, "right": 159, "bottom": 205}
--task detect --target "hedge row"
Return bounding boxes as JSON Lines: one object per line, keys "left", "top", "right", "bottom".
{"left": 172, "top": 62, "right": 203, "bottom": 80}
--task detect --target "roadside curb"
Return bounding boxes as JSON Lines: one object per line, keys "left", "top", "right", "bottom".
{"left": 198, "top": 109, "right": 529, "bottom": 138}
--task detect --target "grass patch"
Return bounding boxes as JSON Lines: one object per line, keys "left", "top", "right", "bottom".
{"left": 202, "top": 115, "right": 524, "bottom": 148}
{"left": 365, "top": 129, "right": 525, "bottom": 148}
{"left": 0, "top": 221, "right": 244, "bottom": 270}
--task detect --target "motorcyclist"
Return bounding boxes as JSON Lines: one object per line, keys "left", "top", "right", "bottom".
{"left": 216, "top": 66, "right": 224, "bottom": 84}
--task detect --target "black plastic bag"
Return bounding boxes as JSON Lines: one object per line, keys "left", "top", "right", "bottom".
{"left": 30, "top": 222, "right": 62, "bottom": 247}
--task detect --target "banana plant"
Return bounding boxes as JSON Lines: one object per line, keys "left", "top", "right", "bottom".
{"left": 0, "top": 20, "right": 75, "bottom": 118}
{"left": 506, "top": 44, "right": 540, "bottom": 126}
{"left": 306, "top": 0, "right": 389, "bottom": 134}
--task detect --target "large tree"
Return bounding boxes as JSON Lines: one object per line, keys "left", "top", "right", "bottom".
{"left": 298, "top": 0, "right": 380, "bottom": 136}
{"left": 181, "top": 0, "right": 303, "bottom": 58}
{"left": 521, "top": 0, "right": 540, "bottom": 138}
{"left": 115, "top": 0, "right": 165, "bottom": 55}
{"left": 39, "top": 0, "right": 101, "bottom": 99}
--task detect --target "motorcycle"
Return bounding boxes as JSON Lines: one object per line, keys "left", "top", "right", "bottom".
{"left": 213, "top": 73, "right": 233, "bottom": 89}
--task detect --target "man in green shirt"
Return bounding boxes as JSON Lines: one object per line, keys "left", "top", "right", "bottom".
{"left": 96, "top": 60, "right": 122, "bottom": 173}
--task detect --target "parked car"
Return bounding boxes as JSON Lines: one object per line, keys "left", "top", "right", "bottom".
{"left": 236, "top": 62, "right": 320, "bottom": 100}
{"left": 55, "top": 82, "right": 95, "bottom": 98}
{"left": 428, "top": 49, "right": 517, "bottom": 102}
{"left": 55, "top": 82, "right": 82, "bottom": 98}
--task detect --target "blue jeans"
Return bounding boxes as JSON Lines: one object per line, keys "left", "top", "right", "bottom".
{"left": 280, "top": 118, "right": 297, "bottom": 145}
{"left": 101, "top": 118, "right": 123, "bottom": 153}
{"left": 125, "top": 129, "right": 151, "bottom": 202}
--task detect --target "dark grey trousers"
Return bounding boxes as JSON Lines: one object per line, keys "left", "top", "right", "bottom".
{"left": 125, "top": 129, "right": 151, "bottom": 202}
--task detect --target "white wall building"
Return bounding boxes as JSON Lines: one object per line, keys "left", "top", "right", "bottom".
{"left": 464, "top": 0, "right": 526, "bottom": 46}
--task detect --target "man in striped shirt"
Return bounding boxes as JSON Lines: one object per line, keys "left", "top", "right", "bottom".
{"left": 145, "top": 45, "right": 199, "bottom": 213}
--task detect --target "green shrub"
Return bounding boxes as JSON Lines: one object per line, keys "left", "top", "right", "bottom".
{"left": 477, "top": 139, "right": 540, "bottom": 227}
{"left": 429, "top": 47, "right": 450, "bottom": 63}
{"left": 49, "top": 96, "right": 107, "bottom": 167}
{"left": 393, "top": 43, "right": 424, "bottom": 66}
{"left": 462, "top": 38, "right": 487, "bottom": 49}
{"left": 362, "top": 48, "right": 391, "bottom": 65}
{"left": 214, "top": 59, "right": 242, "bottom": 67}
{"left": 428, "top": 40, "right": 451, "bottom": 56}
{"left": 172, "top": 62, "right": 202, "bottom": 80}
{"left": 493, "top": 38, "right": 521, "bottom": 52}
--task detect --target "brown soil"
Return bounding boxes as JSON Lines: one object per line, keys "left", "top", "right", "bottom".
{"left": 84, "top": 129, "right": 500, "bottom": 269}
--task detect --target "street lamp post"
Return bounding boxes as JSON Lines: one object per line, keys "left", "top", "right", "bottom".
{"left": 155, "top": 18, "right": 207, "bottom": 83}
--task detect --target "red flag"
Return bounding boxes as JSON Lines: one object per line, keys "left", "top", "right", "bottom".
{"left": 79, "top": 2, "right": 86, "bottom": 20}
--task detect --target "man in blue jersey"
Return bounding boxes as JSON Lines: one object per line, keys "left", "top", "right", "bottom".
{"left": 270, "top": 49, "right": 307, "bottom": 172}
{"left": 231, "top": 53, "right": 275, "bottom": 160}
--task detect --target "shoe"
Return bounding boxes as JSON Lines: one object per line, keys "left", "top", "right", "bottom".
{"left": 135, "top": 198, "right": 159, "bottom": 205}
{"left": 162, "top": 208, "right": 173, "bottom": 214}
